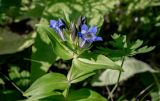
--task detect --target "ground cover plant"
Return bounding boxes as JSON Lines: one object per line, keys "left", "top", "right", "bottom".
{"left": 0, "top": 0, "right": 160, "bottom": 101}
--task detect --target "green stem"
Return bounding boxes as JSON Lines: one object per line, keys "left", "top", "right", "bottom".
{"left": 108, "top": 57, "right": 125, "bottom": 99}
{"left": 106, "top": 86, "right": 113, "bottom": 101}
{"left": 152, "top": 73, "right": 160, "bottom": 98}
{"left": 0, "top": 72, "right": 24, "bottom": 95}
{"left": 64, "top": 85, "right": 70, "bottom": 101}
{"left": 139, "top": 83, "right": 153, "bottom": 101}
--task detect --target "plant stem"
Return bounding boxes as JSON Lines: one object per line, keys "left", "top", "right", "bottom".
{"left": 138, "top": 83, "right": 153, "bottom": 101}
{"left": 106, "top": 86, "right": 113, "bottom": 101}
{"left": 0, "top": 72, "right": 24, "bottom": 95}
{"left": 64, "top": 85, "right": 70, "bottom": 101}
{"left": 108, "top": 57, "right": 125, "bottom": 99}
{"left": 152, "top": 73, "right": 160, "bottom": 98}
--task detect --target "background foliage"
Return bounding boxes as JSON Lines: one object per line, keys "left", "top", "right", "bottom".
{"left": 0, "top": 0, "right": 160, "bottom": 101}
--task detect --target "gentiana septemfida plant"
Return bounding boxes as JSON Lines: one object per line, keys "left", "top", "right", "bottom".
{"left": 22, "top": 16, "right": 155, "bottom": 101}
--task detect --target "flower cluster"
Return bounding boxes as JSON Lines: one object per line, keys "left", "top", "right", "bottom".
{"left": 49, "top": 17, "right": 102, "bottom": 48}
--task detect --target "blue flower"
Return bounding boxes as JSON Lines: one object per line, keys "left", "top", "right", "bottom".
{"left": 50, "top": 19, "right": 66, "bottom": 41}
{"left": 78, "top": 24, "right": 103, "bottom": 47}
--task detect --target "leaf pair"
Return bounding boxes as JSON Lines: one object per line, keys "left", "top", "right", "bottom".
{"left": 67, "top": 54, "right": 122, "bottom": 83}
{"left": 23, "top": 73, "right": 107, "bottom": 101}
{"left": 24, "top": 53, "right": 122, "bottom": 100}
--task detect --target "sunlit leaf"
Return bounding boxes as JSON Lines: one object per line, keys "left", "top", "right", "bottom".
{"left": 92, "top": 57, "right": 157, "bottom": 86}
{"left": 43, "top": 0, "right": 119, "bottom": 26}
{"left": 67, "top": 54, "right": 122, "bottom": 83}
{"left": 24, "top": 73, "right": 69, "bottom": 100}
{"left": 8, "top": 65, "right": 30, "bottom": 88}
{"left": 0, "top": 28, "right": 36, "bottom": 55}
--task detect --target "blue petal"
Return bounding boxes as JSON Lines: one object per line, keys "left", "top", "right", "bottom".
{"left": 58, "top": 19, "right": 65, "bottom": 27}
{"left": 78, "top": 32, "right": 85, "bottom": 40}
{"left": 50, "top": 20, "right": 57, "bottom": 28}
{"left": 87, "top": 39, "right": 94, "bottom": 43}
{"left": 89, "top": 26, "right": 97, "bottom": 34}
{"left": 94, "top": 37, "right": 103, "bottom": 41}
{"left": 81, "top": 24, "right": 88, "bottom": 34}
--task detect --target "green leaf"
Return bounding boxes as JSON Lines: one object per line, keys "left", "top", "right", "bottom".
{"left": 89, "top": 14, "right": 103, "bottom": 27}
{"left": 150, "top": 90, "right": 160, "bottom": 101}
{"left": 70, "top": 72, "right": 96, "bottom": 84}
{"left": 25, "top": 92, "right": 65, "bottom": 101}
{"left": 39, "top": 93, "right": 65, "bottom": 101}
{"left": 130, "top": 39, "right": 143, "bottom": 50}
{"left": 110, "top": 34, "right": 127, "bottom": 49}
{"left": 92, "top": 57, "right": 157, "bottom": 86}
{"left": 132, "top": 46, "right": 155, "bottom": 55}
{"left": 24, "top": 73, "right": 69, "bottom": 100}
{"left": 97, "top": 34, "right": 155, "bottom": 59}
{"left": 37, "top": 24, "right": 74, "bottom": 60}
{"left": 0, "top": 28, "right": 36, "bottom": 55}
{"left": 67, "top": 88, "right": 107, "bottom": 101}
{"left": 43, "top": 0, "right": 118, "bottom": 26}
{"left": 30, "top": 26, "right": 57, "bottom": 82}
{"left": 8, "top": 65, "right": 30, "bottom": 88}
{"left": 24, "top": 3, "right": 45, "bottom": 18}
{"left": 0, "top": 78, "right": 5, "bottom": 85}
{"left": 67, "top": 54, "right": 122, "bottom": 83}
{"left": 0, "top": 0, "right": 21, "bottom": 17}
